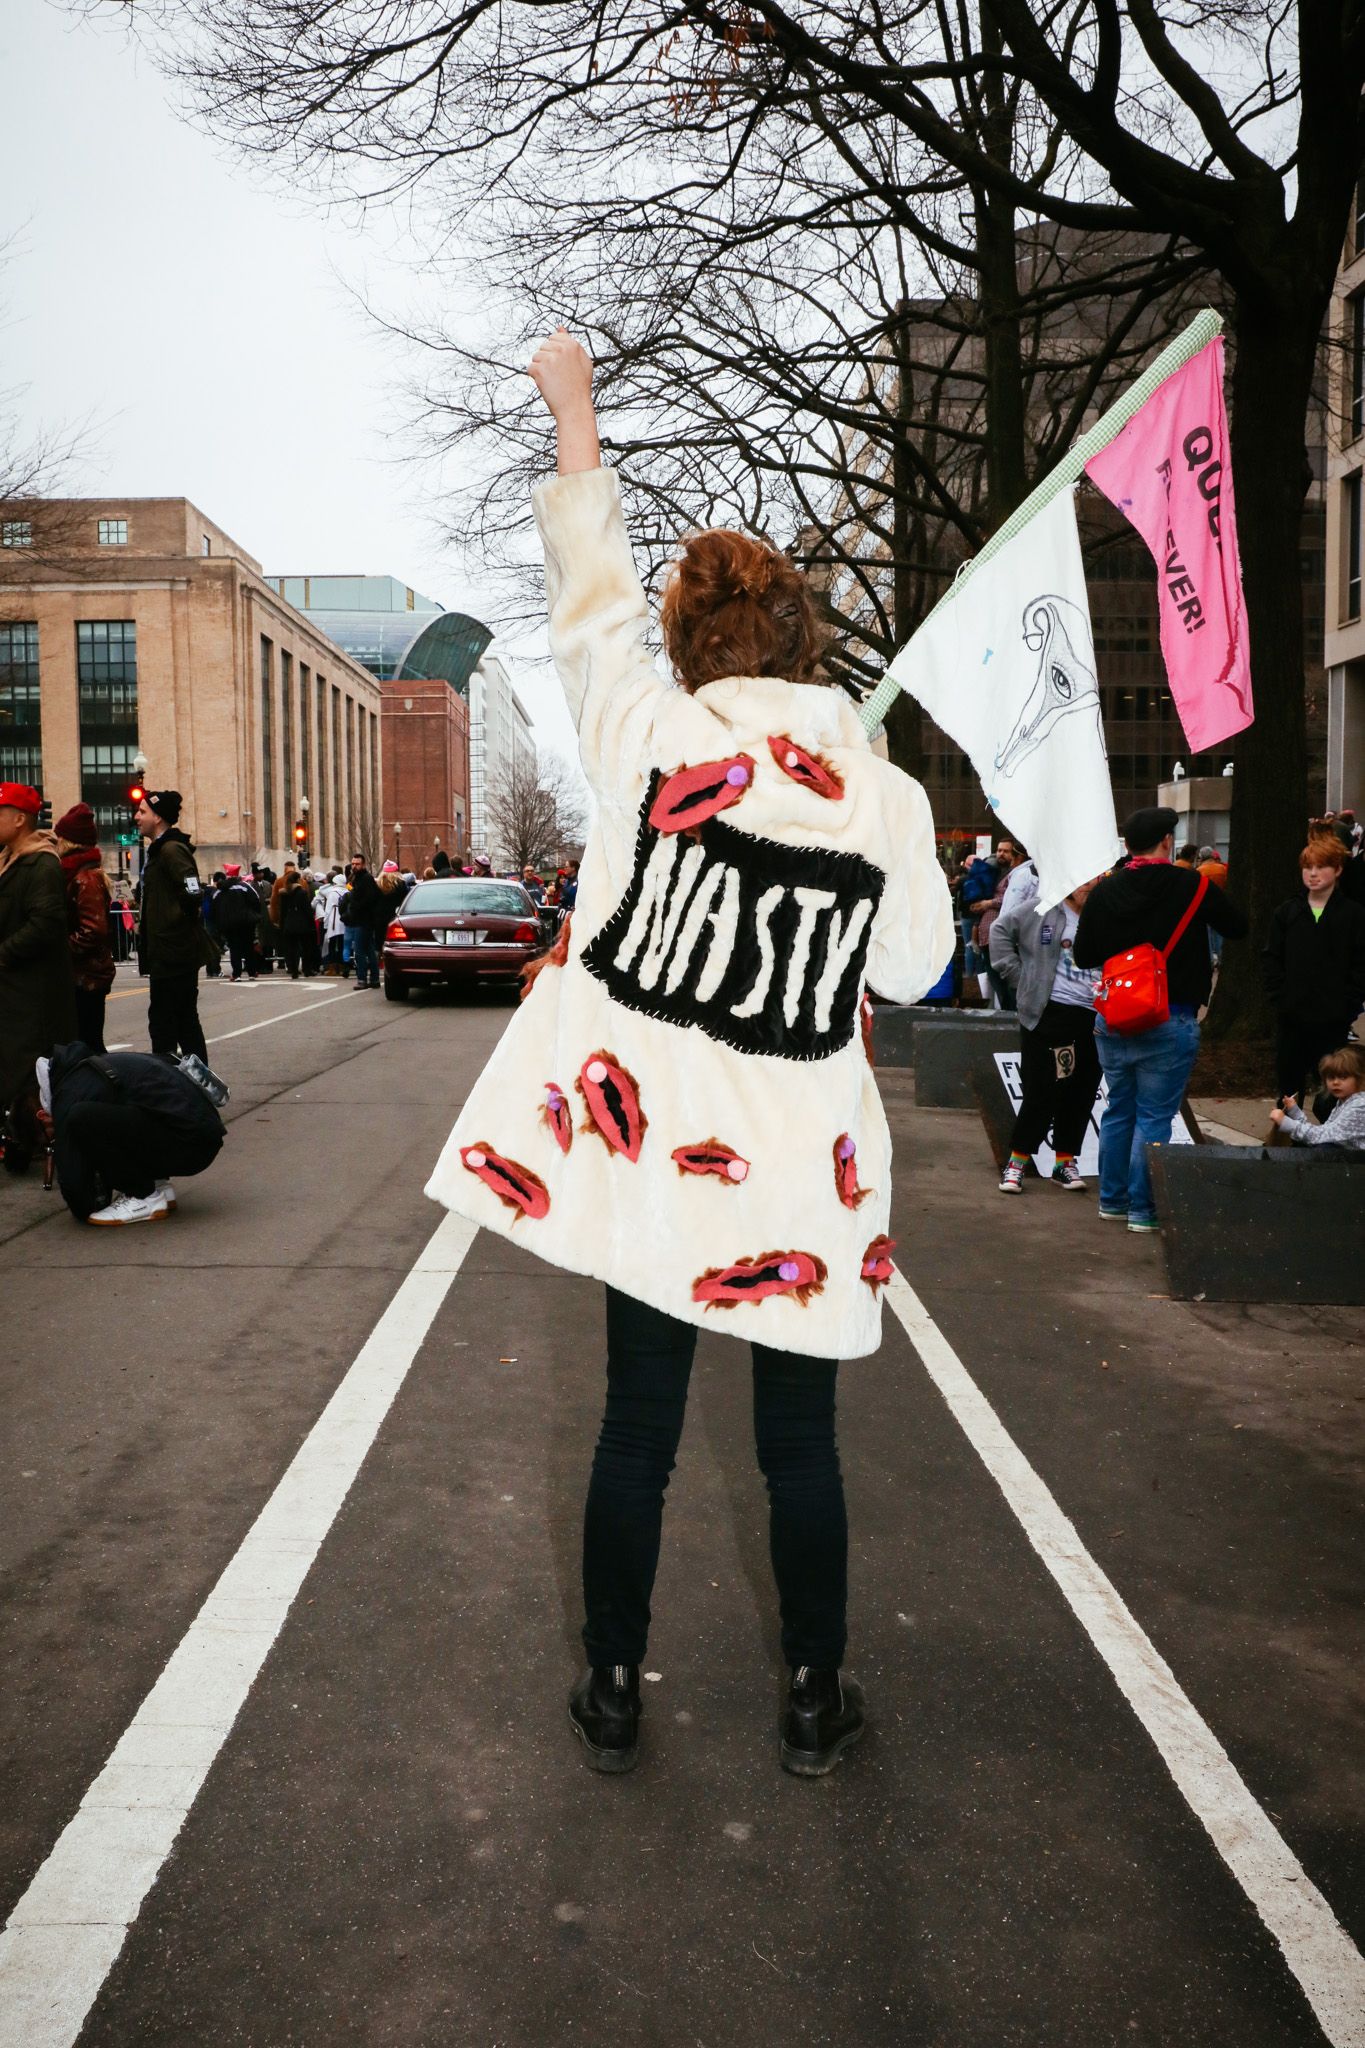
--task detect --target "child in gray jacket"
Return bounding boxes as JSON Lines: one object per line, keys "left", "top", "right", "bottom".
{"left": 1270, "top": 1044, "right": 1365, "bottom": 1150}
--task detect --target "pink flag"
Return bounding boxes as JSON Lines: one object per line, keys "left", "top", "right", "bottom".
{"left": 1085, "top": 335, "right": 1252, "bottom": 752}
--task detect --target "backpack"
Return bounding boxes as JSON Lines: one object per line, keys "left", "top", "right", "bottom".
{"left": 1093, "top": 875, "right": 1208, "bottom": 1035}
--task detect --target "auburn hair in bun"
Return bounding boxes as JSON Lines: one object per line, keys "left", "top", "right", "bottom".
{"left": 660, "top": 528, "right": 824, "bottom": 691}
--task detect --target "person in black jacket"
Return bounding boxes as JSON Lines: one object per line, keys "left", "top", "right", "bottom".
{"left": 134, "top": 790, "right": 213, "bottom": 1060}
{"left": 1073, "top": 805, "right": 1247, "bottom": 1233}
{"left": 276, "top": 870, "right": 316, "bottom": 980}
{"left": 20, "top": 1040, "right": 225, "bottom": 1224}
{"left": 215, "top": 864, "right": 262, "bottom": 980}
{"left": 343, "top": 854, "right": 385, "bottom": 989}
{"left": 1263, "top": 835, "right": 1365, "bottom": 1102}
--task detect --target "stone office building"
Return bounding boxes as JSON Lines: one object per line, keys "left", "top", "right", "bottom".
{"left": 0, "top": 497, "right": 383, "bottom": 875}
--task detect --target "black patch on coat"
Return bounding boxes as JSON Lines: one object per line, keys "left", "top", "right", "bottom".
{"left": 580, "top": 774, "right": 885, "bottom": 1061}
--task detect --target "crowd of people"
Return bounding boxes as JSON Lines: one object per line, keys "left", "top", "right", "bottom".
{"left": 0, "top": 771, "right": 580, "bottom": 1223}
{"left": 948, "top": 803, "right": 1365, "bottom": 1217}
{"left": 201, "top": 849, "right": 578, "bottom": 988}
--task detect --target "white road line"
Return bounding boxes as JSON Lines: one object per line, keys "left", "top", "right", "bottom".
{"left": 0, "top": 1209, "right": 478, "bottom": 2048}
{"left": 885, "top": 1269, "right": 1365, "bottom": 2048}
{"left": 206, "top": 992, "right": 356, "bottom": 1045}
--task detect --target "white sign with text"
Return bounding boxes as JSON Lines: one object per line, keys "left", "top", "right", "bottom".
{"left": 992, "top": 1051, "right": 1195, "bottom": 1178}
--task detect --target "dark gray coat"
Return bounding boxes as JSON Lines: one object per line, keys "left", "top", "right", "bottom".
{"left": 0, "top": 834, "right": 79, "bottom": 1108}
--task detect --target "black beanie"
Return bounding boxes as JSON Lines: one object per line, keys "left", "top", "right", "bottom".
{"left": 147, "top": 789, "right": 183, "bottom": 825}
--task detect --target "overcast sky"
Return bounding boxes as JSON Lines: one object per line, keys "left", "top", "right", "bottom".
{"left": 3, "top": 0, "right": 577, "bottom": 756}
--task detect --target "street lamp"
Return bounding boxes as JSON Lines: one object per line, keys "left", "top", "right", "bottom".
{"left": 394, "top": 821, "right": 402, "bottom": 868}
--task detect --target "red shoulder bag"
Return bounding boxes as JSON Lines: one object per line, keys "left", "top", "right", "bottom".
{"left": 1093, "top": 874, "right": 1209, "bottom": 1036}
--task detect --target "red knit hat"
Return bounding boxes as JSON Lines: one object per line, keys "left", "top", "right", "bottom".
{"left": 55, "top": 802, "right": 98, "bottom": 846}
{"left": 0, "top": 782, "right": 41, "bottom": 815}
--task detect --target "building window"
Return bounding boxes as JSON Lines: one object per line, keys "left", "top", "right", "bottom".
{"left": 331, "top": 685, "right": 342, "bottom": 852}
{"left": 261, "top": 636, "right": 275, "bottom": 848}
{"left": 346, "top": 698, "right": 357, "bottom": 831}
{"left": 369, "top": 709, "right": 378, "bottom": 832}
{"left": 280, "top": 649, "right": 294, "bottom": 832}
{"left": 0, "top": 621, "right": 41, "bottom": 786}
{"left": 76, "top": 621, "right": 138, "bottom": 833}
{"left": 299, "top": 663, "right": 312, "bottom": 843}
{"left": 1357, "top": 173, "right": 1365, "bottom": 259}
{"left": 202, "top": 535, "right": 211, "bottom": 556}
{"left": 1347, "top": 472, "right": 1363, "bottom": 622}
{"left": 1351, "top": 293, "right": 1364, "bottom": 445}
{"left": 315, "top": 675, "right": 327, "bottom": 853}
{"left": 97, "top": 518, "right": 127, "bottom": 547}
{"left": 2, "top": 520, "right": 32, "bottom": 548}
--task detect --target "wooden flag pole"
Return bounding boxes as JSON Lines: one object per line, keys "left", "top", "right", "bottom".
{"left": 858, "top": 307, "right": 1225, "bottom": 737}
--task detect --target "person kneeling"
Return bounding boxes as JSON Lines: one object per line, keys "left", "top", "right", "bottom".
{"left": 28, "top": 1041, "right": 226, "bottom": 1224}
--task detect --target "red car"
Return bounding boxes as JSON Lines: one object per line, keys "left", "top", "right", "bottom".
{"left": 381, "top": 878, "right": 547, "bottom": 1001}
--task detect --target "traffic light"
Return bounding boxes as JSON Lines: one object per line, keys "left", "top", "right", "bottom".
{"left": 127, "top": 782, "right": 145, "bottom": 807}
{"left": 292, "top": 820, "right": 308, "bottom": 860}
{"left": 37, "top": 795, "right": 52, "bottom": 830}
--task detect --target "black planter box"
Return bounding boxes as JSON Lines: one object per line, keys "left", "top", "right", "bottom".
{"left": 871, "top": 1006, "right": 1019, "bottom": 1107}
{"left": 1148, "top": 1142, "right": 1365, "bottom": 1304}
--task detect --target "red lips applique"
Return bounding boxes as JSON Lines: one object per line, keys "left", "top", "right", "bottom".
{"left": 833, "top": 1133, "right": 872, "bottom": 1210}
{"left": 541, "top": 1083, "right": 573, "bottom": 1155}
{"left": 461, "top": 1143, "right": 550, "bottom": 1221}
{"left": 692, "top": 1249, "right": 827, "bottom": 1310}
{"left": 672, "top": 1138, "right": 750, "bottom": 1185}
{"left": 767, "top": 734, "right": 845, "bottom": 800}
{"left": 576, "top": 1050, "right": 647, "bottom": 1160}
{"left": 648, "top": 755, "right": 755, "bottom": 834}
{"left": 860, "top": 1235, "right": 896, "bottom": 1291}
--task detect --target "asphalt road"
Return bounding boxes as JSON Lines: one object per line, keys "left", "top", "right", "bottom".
{"left": 1, "top": 966, "right": 1361, "bottom": 2047}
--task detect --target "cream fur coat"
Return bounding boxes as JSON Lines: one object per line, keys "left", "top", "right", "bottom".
{"left": 426, "top": 469, "right": 953, "bottom": 1358}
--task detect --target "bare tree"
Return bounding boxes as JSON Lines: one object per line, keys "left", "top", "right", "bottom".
{"left": 125, "top": 0, "right": 1364, "bottom": 1034}
{"left": 339, "top": 795, "right": 384, "bottom": 871}
{"left": 485, "top": 752, "right": 588, "bottom": 871}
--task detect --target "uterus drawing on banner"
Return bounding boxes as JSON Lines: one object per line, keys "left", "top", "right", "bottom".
{"left": 878, "top": 488, "right": 1121, "bottom": 909}
{"left": 993, "top": 595, "right": 1102, "bottom": 782}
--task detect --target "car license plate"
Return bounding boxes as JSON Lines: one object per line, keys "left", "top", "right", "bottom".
{"left": 446, "top": 929, "right": 475, "bottom": 946}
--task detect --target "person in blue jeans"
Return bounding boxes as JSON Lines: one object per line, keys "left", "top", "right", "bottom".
{"left": 1075, "top": 805, "right": 1246, "bottom": 1233}
{"left": 1093, "top": 1009, "right": 1201, "bottom": 1227}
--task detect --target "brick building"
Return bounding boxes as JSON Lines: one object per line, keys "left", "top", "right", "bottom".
{"left": 380, "top": 674, "right": 471, "bottom": 870}
{"left": 266, "top": 572, "right": 536, "bottom": 865}
{"left": 0, "top": 497, "right": 383, "bottom": 875}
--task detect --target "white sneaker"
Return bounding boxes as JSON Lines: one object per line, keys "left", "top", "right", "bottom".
{"left": 88, "top": 1190, "right": 169, "bottom": 1227}
{"left": 154, "top": 1180, "right": 177, "bottom": 1210}
{"left": 999, "top": 1159, "right": 1026, "bottom": 1195}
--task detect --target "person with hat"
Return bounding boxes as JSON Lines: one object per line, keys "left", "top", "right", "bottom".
{"left": 1073, "top": 805, "right": 1246, "bottom": 1232}
{"left": 0, "top": 782, "right": 77, "bottom": 1161}
{"left": 132, "top": 790, "right": 215, "bottom": 1061}
{"left": 54, "top": 803, "right": 114, "bottom": 1053}
{"left": 214, "top": 862, "right": 262, "bottom": 980}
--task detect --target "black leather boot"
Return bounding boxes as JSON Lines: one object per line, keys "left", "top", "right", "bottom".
{"left": 569, "top": 1664, "right": 641, "bottom": 1773}
{"left": 780, "top": 1666, "right": 865, "bottom": 1777}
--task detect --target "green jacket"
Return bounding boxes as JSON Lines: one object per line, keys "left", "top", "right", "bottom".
{"left": 137, "top": 827, "right": 216, "bottom": 976}
{"left": 0, "top": 831, "right": 78, "bottom": 1107}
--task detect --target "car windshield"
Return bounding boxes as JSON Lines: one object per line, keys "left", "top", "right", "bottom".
{"left": 404, "top": 882, "right": 531, "bottom": 917}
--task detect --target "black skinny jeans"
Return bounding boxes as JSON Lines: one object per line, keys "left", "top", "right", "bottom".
{"left": 583, "top": 1286, "right": 848, "bottom": 1671}
{"left": 1011, "top": 1000, "right": 1101, "bottom": 1158}
{"left": 147, "top": 971, "right": 207, "bottom": 1063}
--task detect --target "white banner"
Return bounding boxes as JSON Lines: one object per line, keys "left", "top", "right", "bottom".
{"left": 886, "top": 490, "right": 1121, "bottom": 907}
